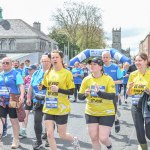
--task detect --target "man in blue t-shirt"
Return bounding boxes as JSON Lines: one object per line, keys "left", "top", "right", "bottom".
{"left": 102, "top": 51, "right": 123, "bottom": 133}
{"left": 0, "top": 57, "right": 24, "bottom": 148}
{"left": 13, "top": 60, "right": 25, "bottom": 79}
{"left": 72, "top": 62, "right": 84, "bottom": 102}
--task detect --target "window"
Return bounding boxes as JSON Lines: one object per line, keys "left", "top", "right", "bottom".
{"left": 9, "top": 39, "right": 15, "bottom": 50}
{"left": 1, "top": 39, "right": 7, "bottom": 50}
{"left": 40, "top": 40, "right": 46, "bottom": 50}
{"left": 48, "top": 42, "right": 51, "bottom": 49}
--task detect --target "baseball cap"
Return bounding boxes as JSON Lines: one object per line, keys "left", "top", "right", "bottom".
{"left": 88, "top": 57, "right": 103, "bottom": 66}
{"left": 27, "top": 65, "right": 37, "bottom": 70}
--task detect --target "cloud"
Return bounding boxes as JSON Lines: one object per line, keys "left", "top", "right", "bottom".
{"left": 122, "top": 27, "right": 149, "bottom": 39}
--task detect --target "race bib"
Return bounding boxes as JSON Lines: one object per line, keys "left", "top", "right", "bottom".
{"left": 0, "top": 86, "right": 10, "bottom": 98}
{"left": 34, "top": 90, "right": 46, "bottom": 100}
{"left": 132, "top": 95, "right": 141, "bottom": 105}
{"left": 45, "top": 97, "right": 58, "bottom": 108}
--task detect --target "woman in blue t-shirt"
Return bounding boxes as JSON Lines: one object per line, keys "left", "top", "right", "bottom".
{"left": 26, "top": 54, "right": 51, "bottom": 149}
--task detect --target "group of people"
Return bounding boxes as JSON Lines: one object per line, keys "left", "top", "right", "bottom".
{"left": 0, "top": 50, "right": 150, "bottom": 150}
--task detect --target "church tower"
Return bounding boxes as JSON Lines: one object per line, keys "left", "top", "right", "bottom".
{"left": 112, "top": 27, "right": 122, "bottom": 51}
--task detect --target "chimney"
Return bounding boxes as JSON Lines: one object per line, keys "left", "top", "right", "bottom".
{"left": 33, "top": 22, "right": 41, "bottom": 31}
{"left": 0, "top": 7, "right": 3, "bottom": 22}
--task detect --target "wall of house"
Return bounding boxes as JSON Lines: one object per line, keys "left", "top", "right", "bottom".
{"left": 139, "top": 35, "right": 150, "bottom": 57}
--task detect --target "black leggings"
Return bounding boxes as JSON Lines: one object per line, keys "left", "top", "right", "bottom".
{"left": 34, "top": 105, "right": 44, "bottom": 143}
{"left": 118, "top": 84, "right": 122, "bottom": 94}
{"left": 131, "top": 105, "right": 150, "bottom": 144}
{"left": 74, "top": 84, "right": 81, "bottom": 99}
{"left": 123, "top": 84, "right": 128, "bottom": 99}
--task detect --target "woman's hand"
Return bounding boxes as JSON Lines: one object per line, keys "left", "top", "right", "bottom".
{"left": 51, "top": 85, "right": 59, "bottom": 92}
{"left": 144, "top": 88, "right": 150, "bottom": 95}
{"left": 85, "top": 88, "right": 91, "bottom": 97}
{"left": 94, "top": 84, "right": 99, "bottom": 93}
{"left": 128, "top": 82, "right": 134, "bottom": 89}
{"left": 126, "top": 82, "right": 134, "bottom": 96}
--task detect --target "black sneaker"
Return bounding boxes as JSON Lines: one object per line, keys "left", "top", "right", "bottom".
{"left": 124, "top": 99, "right": 127, "bottom": 104}
{"left": 45, "top": 140, "right": 49, "bottom": 147}
{"left": 33, "top": 141, "right": 42, "bottom": 150}
{"left": 73, "top": 99, "right": 77, "bottom": 102}
{"left": 115, "top": 119, "right": 120, "bottom": 133}
{"left": 42, "top": 133, "right": 47, "bottom": 140}
{"left": 2, "top": 131, "right": 7, "bottom": 137}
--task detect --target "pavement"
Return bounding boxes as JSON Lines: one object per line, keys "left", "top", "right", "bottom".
{"left": 1, "top": 95, "right": 150, "bottom": 150}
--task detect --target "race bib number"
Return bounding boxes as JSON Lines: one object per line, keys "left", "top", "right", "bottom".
{"left": 45, "top": 97, "right": 58, "bottom": 108}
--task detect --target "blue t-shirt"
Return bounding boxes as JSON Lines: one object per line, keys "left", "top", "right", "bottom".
{"left": 122, "top": 69, "right": 129, "bottom": 84}
{"left": 72, "top": 68, "right": 84, "bottom": 84}
{"left": 103, "top": 63, "right": 123, "bottom": 95}
{"left": 0, "top": 69, "right": 24, "bottom": 95}
{"left": 14, "top": 68, "right": 25, "bottom": 77}
{"left": 30, "top": 69, "right": 46, "bottom": 96}
{"left": 23, "top": 66, "right": 29, "bottom": 76}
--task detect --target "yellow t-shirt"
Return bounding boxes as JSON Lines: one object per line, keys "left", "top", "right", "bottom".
{"left": 79, "top": 74, "right": 116, "bottom": 116}
{"left": 127, "top": 70, "right": 150, "bottom": 95}
{"left": 42, "top": 68, "right": 75, "bottom": 115}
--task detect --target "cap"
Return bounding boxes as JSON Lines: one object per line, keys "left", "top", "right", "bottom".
{"left": 27, "top": 65, "right": 37, "bottom": 70}
{"left": 88, "top": 57, "right": 103, "bottom": 66}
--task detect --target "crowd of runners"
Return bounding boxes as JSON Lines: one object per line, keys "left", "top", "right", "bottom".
{"left": 0, "top": 50, "right": 150, "bottom": 150}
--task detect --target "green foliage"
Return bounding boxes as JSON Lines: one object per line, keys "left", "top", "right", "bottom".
{"left": 48, "top": 29, "right": 68, "bottom": 51}
{"left": 49, "top": 1, "right": 107, "bottom": 57}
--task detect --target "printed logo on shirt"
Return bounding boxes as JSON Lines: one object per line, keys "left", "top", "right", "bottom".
{"left": 110, "top": 70, "right": 116, "bottom": 72}
{"left": 90, "top": 85, "right": 105, "bottom": 97}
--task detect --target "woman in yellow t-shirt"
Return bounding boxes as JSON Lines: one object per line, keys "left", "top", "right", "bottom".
{"left": 42, "top": 50, "right": 80, "bottom": 150}
{"left": 127, "top": 52, "right": 150, "bottom": 150}
{"left": 78, "top": 57, "right": 116, "bottom": 150}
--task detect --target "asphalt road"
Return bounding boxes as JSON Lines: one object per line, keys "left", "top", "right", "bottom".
{"left": 1, "top": 96, "right": 150, "bottom": 150}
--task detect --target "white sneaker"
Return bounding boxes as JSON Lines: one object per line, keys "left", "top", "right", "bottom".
{"left": 72, "top": 137, "right": 80, "bottom": 150}
{"left": 0, "top": 141, "right": 4, "bottom": 150}
{"left": 11, "top": 138, "right": 20, "bottom": 149}
{"left": 138, "top": 145, "right": 142, "bottom": 150}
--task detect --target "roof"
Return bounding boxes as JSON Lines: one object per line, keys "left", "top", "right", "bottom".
{"left": 0, "top": 19, "right": 57, "bottom": 43}
{"left": 6, "top": 53, "right": 30, "bottom": 60}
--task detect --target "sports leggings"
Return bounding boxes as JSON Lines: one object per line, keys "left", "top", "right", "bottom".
{"left": 74, "top": 84, "right": 81, "bottom": 99}
{"left": 34, "top": 105, "right": 44, "bottom": 143}
{"left": 123, "top": 84, "right": 128, "bottom": 99}
{"left": 131, "top": 105, "right": 150, "bottom": 144}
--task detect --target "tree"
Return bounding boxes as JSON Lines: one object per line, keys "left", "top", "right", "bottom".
{"left": 52, "top": 1, "right": 82, "bottom": 45}
{"left": 50, "top": 1, "right": 106, "bottom": 56}
{"left": 49, "top": 28, "right": 68, "bottom": 51}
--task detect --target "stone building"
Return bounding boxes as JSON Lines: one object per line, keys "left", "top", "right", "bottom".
{"left": 139, "top": 33, "right": 150, "bottom": 57}
{"left": 112, "top": 27, "right": 130, "bottom": 58}
{"left": 0, "top": 7, "right": 58, "bottom": 63}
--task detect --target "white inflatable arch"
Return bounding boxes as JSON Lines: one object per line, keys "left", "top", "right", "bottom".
{"left": 69, "top": 48, "right": 131, "bottom": 66}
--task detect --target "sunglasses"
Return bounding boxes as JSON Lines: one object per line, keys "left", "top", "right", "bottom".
{"left": 2, "top": 62, "right": 10, "bottom": 65}
{"left": 42, "top": 61, "right": 50, "bottom": 63}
